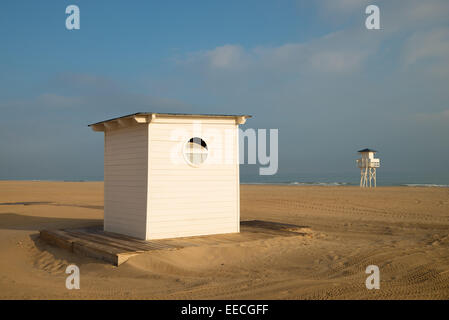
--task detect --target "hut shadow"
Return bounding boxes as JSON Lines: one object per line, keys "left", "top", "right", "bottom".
{"left": 0, "top": 213, "right": 102, "bottom": 231}
{"left": 241, "top": 219, "right": 309, "bottom": 230}
{"left": 0, "top": 211, "right": 105, "bottom": 266}
{"left": 0, "top": 201, "right": 103, "bottom": 210}
{"left": 240, "top": 220, "right": 311, "bottom": 236}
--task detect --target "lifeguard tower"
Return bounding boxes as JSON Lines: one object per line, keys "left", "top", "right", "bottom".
{"left": 356, "top": 148, "right": 380, "bottom": 188}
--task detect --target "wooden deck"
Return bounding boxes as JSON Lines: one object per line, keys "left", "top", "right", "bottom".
{"left": 40, "top": 220, "right": 310, "bottom": 266}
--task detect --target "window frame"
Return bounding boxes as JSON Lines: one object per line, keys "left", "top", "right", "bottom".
{"left": 182, "top": 137, "right": 208, "bottom": 167}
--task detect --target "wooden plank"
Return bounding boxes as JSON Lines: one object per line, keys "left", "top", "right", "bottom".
{"left": 72, "top": 242, "right": 121, "bottom": 266}
{"left": 40, "top": 230, "right": 74, "bottom": 251}
{"left": 40, "top": 230, "right": 128, "bottom": 266}
{"left": 101, "top": 229, "right": 179, "bottom": 249}
{"left": 70, "top": 235, "right": 123, "bottom": 255}
{"left": 65, "top": 230, "right": 144, "bottom": 253}
{"left": 74, "top": 229, "right": 166, "bottom": 251}
{"left": 39, "top": 219, "right": 308, "bottom": 266}
{"left": 74, "top": 227, "right": 180, "bottom": 250}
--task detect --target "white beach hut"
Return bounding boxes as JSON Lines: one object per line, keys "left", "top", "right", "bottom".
{"left": 89, "top": 112, "right": 251, "bottom": 240}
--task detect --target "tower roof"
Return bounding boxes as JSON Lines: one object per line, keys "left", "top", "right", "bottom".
{"left": 358, "top": 148, "right": 377, "bottom": 153}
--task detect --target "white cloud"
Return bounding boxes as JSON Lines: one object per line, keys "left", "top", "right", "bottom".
{"left": 402, "top": 0, "right": 449, "bottom": 23}
{"left": 180, "top": 27, "right": 378, "bottom": 76}
{"left": 177, "top": 0, "right": 449, "bottom": 81}
{"left": 309, "top": 50, "right": 364, "bottom": 72}
{"left": 205, "top": 44, "right": 247, "bottom": 69}
{"left": 403, "top": 27, "right": 449, "bottom": 66}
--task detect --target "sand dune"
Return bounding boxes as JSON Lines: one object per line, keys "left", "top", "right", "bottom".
{"left": 0, "top": 181, "right": 448, "bottom": 299}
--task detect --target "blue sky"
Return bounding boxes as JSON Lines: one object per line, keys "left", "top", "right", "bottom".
{"left": 1, "top": 0, "right": 449, "bottom": 183}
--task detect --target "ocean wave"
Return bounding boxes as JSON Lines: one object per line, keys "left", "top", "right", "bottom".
{"left": 401, "top": 184, "right": 449, "bottom": 188}
{"left": 241, "top": 181, "right": 351, "bottom": 186}
{"left": 289, "top": 181, "right": 351, "bottom": 186}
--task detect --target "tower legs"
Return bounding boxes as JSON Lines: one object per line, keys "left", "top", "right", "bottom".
{"left": 360, "top": 167, "right": 376, "bottom": 188}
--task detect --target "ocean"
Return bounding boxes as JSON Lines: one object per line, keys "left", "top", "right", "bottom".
{"left": 2, "top": 171, "right": 448, "bottom": 187}
{"left": 240, "top": 171, "right": 449, "bottom": 187}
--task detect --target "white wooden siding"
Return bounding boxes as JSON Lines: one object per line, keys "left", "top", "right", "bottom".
{"left": 147, "top": 121, "right": 239, "bottom": 239}
{"left": 104, "top": 124, "right": 148, "bottom": 239}
{"left": 102, "top": 117, "right": 241, "bottom": 241}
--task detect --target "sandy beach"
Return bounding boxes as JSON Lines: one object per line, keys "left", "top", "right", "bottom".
{"left": 0, "top": 181, "right": 448, "bottom": 299}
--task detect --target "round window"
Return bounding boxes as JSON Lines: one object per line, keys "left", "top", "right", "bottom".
{"left": 183, "top": 137, "right": 208, "bottom": 166}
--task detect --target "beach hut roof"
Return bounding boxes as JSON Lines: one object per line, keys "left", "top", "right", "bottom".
{"left": 358, "top": 148, "right": 377, "bottom": 153}
{"left": 88, "top": 112, "right": 252, "bottom": 127}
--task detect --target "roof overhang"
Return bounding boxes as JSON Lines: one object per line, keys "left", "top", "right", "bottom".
{"left": 88, "top": 112, "right": 252, "bottom": 132}
{"left": 358, "top": 148, "right": 377, "bottom": 153}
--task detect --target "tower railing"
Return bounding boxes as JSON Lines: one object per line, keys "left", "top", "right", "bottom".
{"left": 356, "top": 159, "right": 380, "bottom": 168}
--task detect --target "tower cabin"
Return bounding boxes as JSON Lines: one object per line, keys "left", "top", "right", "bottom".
{"left": 89, "top": 112, "right": 251, "bottom": 240}
{"left": 356, "top": 148, "right": 380, "bottom": 188}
